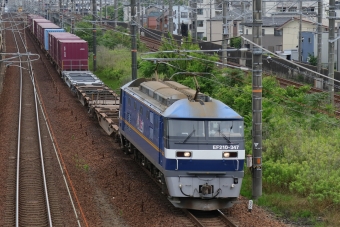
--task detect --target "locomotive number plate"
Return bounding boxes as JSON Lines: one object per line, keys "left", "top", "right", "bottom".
{"left": 213, "top": 145, "right": 239, "bottom": 150}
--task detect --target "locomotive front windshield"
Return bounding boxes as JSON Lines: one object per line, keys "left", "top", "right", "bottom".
{"left": 166, "top": 119, "right": 244, "bottom": 141}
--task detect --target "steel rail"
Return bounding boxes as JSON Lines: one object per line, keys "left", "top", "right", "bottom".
{"left": 182, "top": 209, "right": 205, "bottom": 227}
{"left": 25, "top": 22, "right": 84, "bottom": 227}
{"left": 13, "top": 13, "right": 23, "bottom": 227}
{"left": 217, "top": 209, "right": 238, "bottom": 227}
{"left": 9, "top": 12, "right": 53, "bottom": 227}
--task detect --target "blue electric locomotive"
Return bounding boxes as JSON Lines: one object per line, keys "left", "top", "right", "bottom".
{"left": 119, "top": 78, "right": 245, "bottom": 210}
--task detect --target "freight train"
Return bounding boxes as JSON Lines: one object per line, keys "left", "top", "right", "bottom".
{"left": 26, "top": 13, "right": 245, "bottom": 211}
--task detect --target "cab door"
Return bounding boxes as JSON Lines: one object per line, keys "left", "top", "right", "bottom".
{"left": 158, "top": 119, "right": 164, "bottom": 166}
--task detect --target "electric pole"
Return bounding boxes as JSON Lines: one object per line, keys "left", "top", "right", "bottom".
{"left": 328, "top": 0, "right": 335, "bottom": 104}
{"left": 240, "top": 1, "right": 246, "bottom": 66}
{"left": 100, "top": 0, "right": 103, "bottom": 24}
{"left": 162, "top": 1, "right": 164, "bottom": 33}
{"left": 71, "top": 17, "right": 74, "bottom": 34}
{"left": 191, "top": 0, "right": 197, "bottom": 42}
{"left": 169, "top": 0, "right": 173, "bottom": 34}
{"left": 252, "top": 0, "right": 262, "bottom": 200}
{"left": 114, "top": 0, "right": 118, "bottom": 28}
{"left": 177, "top": 5, "right": 180, "bottom": 35}
{"left": 92, "top": 0, "right": 97, "bottom": 72}
{"left": 317, "top": 0, "right": 322, "bottom": 73}
{"left": 59, "top": 0, "right": 63, "bottom": 28}
{"left": 298, "top": 0, "right": 302, "bottom": 62}
{"left": 222, "top": 0, "right": 228, "bottom": 68}
{"left": 137, "top": 0, "right": 140, "bottom": 37}
{"left": 131, "top": 0, "right": 137, "bottom": 80}
{"left": 209, "top": 0, "right": 212, "bottom": 42}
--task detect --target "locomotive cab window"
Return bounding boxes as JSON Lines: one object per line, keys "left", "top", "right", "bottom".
{"left": 164, "top": 119, "right": 244, "bottom": 148}
{"left": 167, "top": 119, "right": 205, "bottom": 138}
{"left": 208, "top": 120, "right": 244, "bottom": 138}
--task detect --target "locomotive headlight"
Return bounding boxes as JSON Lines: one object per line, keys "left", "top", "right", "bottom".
{"left": 222, "top": 152, "right": 238, "bottom": 158}
{"left": 223, "top": 152, "right": 230, "bottom": 158}
{"left": 176, "top": 151, "right": 192, "bottom": 157}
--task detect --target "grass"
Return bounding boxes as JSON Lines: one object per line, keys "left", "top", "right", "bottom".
{"left": 89, "top": 46, "right": 134, "bottom": 90}
{"left": 241, "top": 171, "right": 340, "bottom": 227}
{"left": 73, "top": 155, "right": 90, "bottom": 172}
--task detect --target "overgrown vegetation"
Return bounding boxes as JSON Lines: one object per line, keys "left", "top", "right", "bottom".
{"left": 230, "top": 37, "right": 241, "bottom": 49}
{"left": 90, "top": 45, "right": 132, "bottom": 89}
{"left": 86, "top": 25, "right": 339, "bottom": 226}
{"left": 75, "top": 15, "right": 146, "bottom": 52}
{"left": 308, "top": 53, "right": 317, "bottom": 66}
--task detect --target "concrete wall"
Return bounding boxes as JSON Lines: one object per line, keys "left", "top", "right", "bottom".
{"left": 242, "top": 33, "right": 283, "bottom": 52}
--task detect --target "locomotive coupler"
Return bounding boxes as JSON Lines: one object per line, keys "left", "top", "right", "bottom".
{"left": 201, "top": 183, "right": 213, "bottom": 195}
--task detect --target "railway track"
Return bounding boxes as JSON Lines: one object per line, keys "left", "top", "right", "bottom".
{"left": 6, "top": 12, "right": 52, "bottom": 226}
{"left": 2, "top": 12, "right": 68, "bottom": 227}
{"left": 140, "top": 35, "right": 162, "bottom": 51}
{"left": 275, "top": 77, "right": 340, "bottom": 115}
{"left": 183, "top": 209, "right": 238, "bottom": 227}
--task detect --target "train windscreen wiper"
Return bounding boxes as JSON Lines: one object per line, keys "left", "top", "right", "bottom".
{"left": 221, "top": 132, "right": 232, "bottom": 144}
{"left": 182, "top": 129, "right": 196, "bottom": 143}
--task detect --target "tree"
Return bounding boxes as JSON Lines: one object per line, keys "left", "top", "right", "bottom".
{"left": 230, "top": 37, "right": 241, "bottom": 49}
{"left": 307, "top": 53, "right": 317, "bottom": 66}
{"left": 138, "top": 33, "right": 219, "bottom": 87}
{"left": 106, "top": 5, "right": 124, "bottom": 21}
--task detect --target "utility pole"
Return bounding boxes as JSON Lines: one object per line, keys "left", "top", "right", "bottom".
{"left": 209, "top": 0, "right": 212, "bottom": 42}
{"left": 59, "top": 0, "right": 63, "bottom": 28}
{"left": 191, "top": 0, "right": 197, "bottom": 42}
{"left": 71, "top": 17, "right": 74, "bottom": 34}
{"left": 131, "top": 0, "right": 137, "bottom": 80}
{"left": 71, "top": 0, "right": 74, "bottom": 14}
{"left": 92, "top": 0, "right": 97, "bottom": 72}
{"left": 337, "top": 23, "right": 340, "bottom": 72}
{"left": 142, "top": 5, "right": 144, "bottom": 29}
{"left": 317, "top": 0, "right": 322, "bottom": 73}
{"left": 328, "top": 0, "right": 335, "bottom": 104}
{"left": 240, "top": 1, "right": 246, "bottom": 66}
{"left": 222, "top": 0, "right": 228, "bottom": 68}
{"left": 169, "top": 0, "right": 173, "bottom": 34}
{"left": 178, "top": 5, "right": 180, "bottom": 35}
{"left": 298, "top": 0, "right": 302, "bottom": 62}
{"left": 162, "top": 1, "right": 164, "bottom": 34}
{"left": 100, "top": 0, "right": 102, "bottom": 24}
{"left": 194, "top": 0, "right": 197, "bottom": 41}
{"left": 137, "top": 0, "right": 140, "bottom": 37}
{"left": 251, "top": 0, "right": 262, "bottom": 200}
{"left": 114, "top": 0, "right": 118, "bottom": 28}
